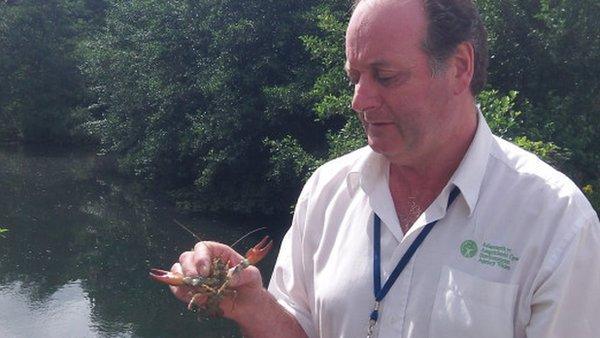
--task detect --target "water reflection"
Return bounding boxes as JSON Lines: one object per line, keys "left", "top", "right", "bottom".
{"left": 0, "top": 145, "right": 276, "bottom": 337}
{"left": 0, "top": 280, "right": 100, "bottom": 337}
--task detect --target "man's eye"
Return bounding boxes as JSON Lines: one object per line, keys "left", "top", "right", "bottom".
{"left": 376, "top": 74, "right": 396, "bottom": 85}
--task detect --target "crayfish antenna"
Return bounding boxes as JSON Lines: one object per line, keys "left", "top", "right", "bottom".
{"left": 245, "top": 236, "right": 273, "bottom": 265}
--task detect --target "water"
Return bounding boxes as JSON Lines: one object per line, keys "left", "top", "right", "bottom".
{"left": 0, "top": 145, "right": 280, "bottom": 337}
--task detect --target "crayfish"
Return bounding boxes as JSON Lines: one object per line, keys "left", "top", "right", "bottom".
{"left": 149, "top": 235, "right": 272, "bottom": 317}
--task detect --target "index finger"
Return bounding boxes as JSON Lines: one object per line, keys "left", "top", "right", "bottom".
{"left": 191, "top": 241, "right": 245, "bottom": 276}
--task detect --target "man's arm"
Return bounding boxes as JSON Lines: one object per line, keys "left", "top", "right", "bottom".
{"left": 229, "top": 287, "right": 308, "bottom": 338}
{"left": 526, "top": 215, "right": 600, "bottom": 337}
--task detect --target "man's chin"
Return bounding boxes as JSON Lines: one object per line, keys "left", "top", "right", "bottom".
{"left": 367, "top": 137, "right": 415, "bottom": 162}
{"left": 367, "top": 140, "right": 398, "bottom": 157}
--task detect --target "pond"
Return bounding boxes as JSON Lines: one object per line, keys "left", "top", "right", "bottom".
{"left": 0, "top": 145, "right": 282, "bottom": 337}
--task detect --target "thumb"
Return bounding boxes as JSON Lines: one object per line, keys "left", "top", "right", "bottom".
{"left": 227, "top": 264, "right": 263, "bottom": 289}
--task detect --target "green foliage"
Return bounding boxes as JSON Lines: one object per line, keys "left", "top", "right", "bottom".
{"left": 82, "top": 0, "right": 323, "bottom": 214}
{"left": 81, "top": 0, "right": 198, "bottom": 182}
{"left": 477, "top": 0, "right": 600, "bottom": 182}
{"left": 478, "top": 89, "right": 570, "bottom": 169}
{"left": 266, "top": 136, "right": 321, "bottom": 184}
{"left": 0, "top": 227, "right": 8, "bottom": 238}
{"left": 266, "top": 5, "right": 358, "bottom": 187}
{"left": 300, "top": 6, "right": 351, "bottom": 121}
{"left": 0, "top": 0, "right": 107, "bottom": 143}
{"left": 513, "top": 136, "right": 571, "bottom": 169}
{"left": 326, "top": 117, "right": 365, "bottom": 160}
{"left": 2, "top": 0, "right": 598, "bottom": 215}
{"left": 0, "top": 1, "right": 80, "bottom": 142}
{"left": 478, "top": 90, "right": 523, "bottom": 139}
{"left": 582, "top": 182, "right": 600, "bottom": 214}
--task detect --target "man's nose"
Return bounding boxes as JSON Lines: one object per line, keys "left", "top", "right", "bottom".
{"left": 351, "top": 76, "right": 380, "bottom": 113}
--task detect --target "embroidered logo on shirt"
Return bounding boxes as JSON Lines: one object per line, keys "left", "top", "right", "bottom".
{"left": 461, "top": 240, "right": 520, "bottom": 270}
{"left": 460, "top": 240, "right": 478, "bottom": 258}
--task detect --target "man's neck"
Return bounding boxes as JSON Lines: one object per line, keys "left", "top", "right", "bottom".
{"left": 392, "top": 108, "right": 476, "bottom": 187}
{"left": 388, "top": 104, "right": 478, "bottom": 231}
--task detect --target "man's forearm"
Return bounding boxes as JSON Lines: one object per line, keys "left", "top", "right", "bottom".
{"left": 229, "top": 288, "right": 309, "bottom": 338}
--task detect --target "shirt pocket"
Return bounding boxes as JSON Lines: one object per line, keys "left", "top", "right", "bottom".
{"left": 428, "top": 265, "right": 518, "bottom": 338}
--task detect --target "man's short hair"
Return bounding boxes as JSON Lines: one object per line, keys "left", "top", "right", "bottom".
{"left": 352, "top": 0, "right": 489, "bottom": 95}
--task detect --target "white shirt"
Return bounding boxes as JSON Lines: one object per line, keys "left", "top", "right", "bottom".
{"left": 268, "top": 113, "right": 600, "bottom": 338}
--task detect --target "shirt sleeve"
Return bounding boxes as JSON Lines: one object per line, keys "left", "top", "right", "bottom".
{"left": 526, "top": 214, "right": 600, "bottom": 337}
{"left": 267, "top": 179, "right": 317, "bottom": 338}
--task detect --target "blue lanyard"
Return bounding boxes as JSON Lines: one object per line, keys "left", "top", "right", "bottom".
{"left": 368, "top": 186, "right": 460, "bottom": 337}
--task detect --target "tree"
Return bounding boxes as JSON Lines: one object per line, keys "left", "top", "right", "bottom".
{"left": 477, "top": 0, "right": 600, "bottom": 182}
{"left": 0, "top": 0, "right": 107, "bottom": 143}
{"left": 82, "top": 0, "right": 322, "bottom": 214}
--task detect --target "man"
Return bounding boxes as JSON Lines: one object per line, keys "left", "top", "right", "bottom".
{"left": 170, "top": 0, "right": 600, "bottom": 337}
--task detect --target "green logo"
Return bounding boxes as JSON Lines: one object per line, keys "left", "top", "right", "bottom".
{"left": 460, "top": 240, "right": 478, "bottom": 258}
{"left": 460, "top": 240, "right": 520, "bottom": 270}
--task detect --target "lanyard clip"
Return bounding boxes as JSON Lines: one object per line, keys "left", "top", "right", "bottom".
{"left": 366, "top": 301, "right": 380, "bottom": 338}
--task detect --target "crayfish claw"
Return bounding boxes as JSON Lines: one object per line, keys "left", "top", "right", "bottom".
{"left": 245, "top": 235, "right": 273, "bottom": 265}
{"left": 149, "top": 268, "right": 186, "bottom": 286}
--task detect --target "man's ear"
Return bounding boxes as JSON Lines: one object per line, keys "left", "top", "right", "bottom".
{"left": 451, "top": 42, "right": 474, "bottom": 95}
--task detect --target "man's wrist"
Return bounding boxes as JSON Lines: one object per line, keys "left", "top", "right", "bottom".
{"left": 223, "top": 286, "right": 269, "bottom": 323}
{"left": 224, "top": 287, "right": 307, "bottom": 338}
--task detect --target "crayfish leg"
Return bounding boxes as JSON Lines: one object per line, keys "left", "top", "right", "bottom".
{"left": 188, "top": 293, "right": 207, "bottom": 311}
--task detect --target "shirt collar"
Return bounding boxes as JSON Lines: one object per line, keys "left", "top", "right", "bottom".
{"left": 347, "top": 148, "right": 403, "bottom": 240}
{"left": 448, "top": 108, "right": 493, "bottom": 216}
{"left": 346, "top": 147, "right": 386, "bottom": 197}
{"left": 346, "top": 107, "right": 492, "bottom": 218}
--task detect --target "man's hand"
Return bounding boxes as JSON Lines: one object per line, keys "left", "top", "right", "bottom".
{"left": 169, "top": 240, "right": 263, "bottom": 319}
{"left": 168, "top": 241, "right": 309, "bottom": 338}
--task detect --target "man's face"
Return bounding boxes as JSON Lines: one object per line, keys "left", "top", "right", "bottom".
{"left": 345, "top": 0, "right": 456, "bottom": 164}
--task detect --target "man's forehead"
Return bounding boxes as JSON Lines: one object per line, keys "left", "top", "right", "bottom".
{"left": 347, "top": 0, "right": 426, "bottom": 39}
{"left": 345, "top": 58, "right": 394, "bottom": 71}
{"left": 345, "top": 0, "right": 426, "bottom": 64}
{"left": 352, "top": 0, "right": 421, "bottom": 17}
